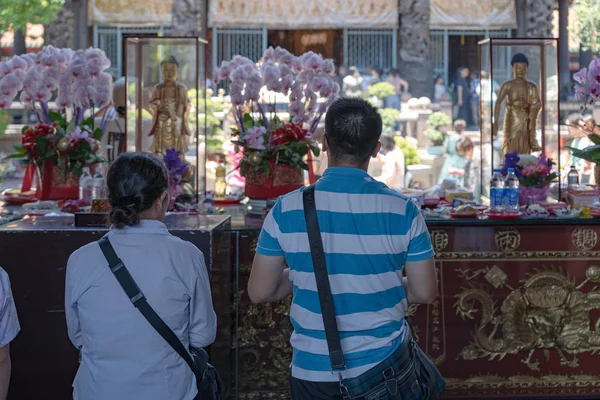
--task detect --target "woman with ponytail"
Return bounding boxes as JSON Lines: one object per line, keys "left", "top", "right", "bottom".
{"left": 65, "top": 152, "right": 216, "bottom": 400}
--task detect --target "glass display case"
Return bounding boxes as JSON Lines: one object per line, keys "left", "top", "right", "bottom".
{"left": 479, "top": 38, "right": 560, "bottom": 202}
{"left": 124, "top": 36, "right": 207, "bottom": 195}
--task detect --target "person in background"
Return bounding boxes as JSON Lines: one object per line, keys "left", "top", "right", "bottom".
{"left": 362, "top": 67, "right": 373, "bottom": 90}
{"left": 374, "top": 135, "right": 405, "bottom": 190}
{"left": 469, "top": 71, "right": 480, "bottom": 128}
{"left": 369, "top": 67, "right": 382, "bottom": 87}
{"left": 97, "top": 77, "right": 153, "bottom": 162}
{"left": 0, "top": 268, "right": 19, "bottom": 400}
{"left": 454, "top": 67, "right": 473, "bottom": 126}
{"left": 434, "top": 75, "right": 447, "bottom": 103}
{"left": 438, "top": 119, "right": 467, "bottom": 183}
{"left": 247, "top": 98, "right": 441, "bottom": 399}
{"left": 385, "top": 69, "right": 408, "bottom": 110}
{"left": 566, "top": 113, "right": 595, "bottom": 185}
{"left": 342, "top": 66, "right": 364, "bottom": 98}
{"left": 65, "top": 152, "right": 216, "bottom": 400}
{"left": 336, "top": 65, "right": 347, "bottom": 89}
{"left": 455, "top": 136, "right": 481, "bottom": 199}
{"left": 478, "top": 71, "right": 499, "bottom": 103}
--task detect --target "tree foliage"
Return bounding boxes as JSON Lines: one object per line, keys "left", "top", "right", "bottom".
{"left": 573, "top": 0, "right": 600, "bottom": 52}
{"left": 0, "top": 0, "right": 65, "bottom": 33}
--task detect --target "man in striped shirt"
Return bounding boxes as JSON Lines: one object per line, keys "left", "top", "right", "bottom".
{"left": 248, "top": 98, "right": 438, "bottom": 399}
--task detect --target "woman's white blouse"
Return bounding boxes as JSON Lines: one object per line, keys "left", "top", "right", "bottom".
{"left": 65, "top": 220, "right": 217, "bottom": 400}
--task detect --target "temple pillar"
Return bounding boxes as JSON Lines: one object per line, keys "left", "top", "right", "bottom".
{"left": 398, "top": 0, "right": 433, "bottom": 98}
{"left": 72, "top": 0, "right": 88, "bottom": 49}
{"left": 172, "top": 0, "right": 207, "bottom": 36}
{"left": 558, "top": 0, "right": 570, "bottom": 89}
{"left": 515, "top": 0, "right": 527, "bottom": 37}
{"left": 43, "top": 0, "right": 75, "bottom": 49}
{"left": 525, "top": 0, "right": 554, "bottom": 38}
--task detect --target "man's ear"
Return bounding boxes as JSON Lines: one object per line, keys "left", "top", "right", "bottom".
{"left": 322, "top": 135, "right": 329, "bottom": 152}
{"left": 371, "top": 142, "right": 382, "bottom": 158}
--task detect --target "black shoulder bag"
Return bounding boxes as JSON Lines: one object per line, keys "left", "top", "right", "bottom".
{"left": 302, "top": 185, "right": 445, "bottom": 400}
{"left": 98, "top": 237, "right": 223, "bottom": 400}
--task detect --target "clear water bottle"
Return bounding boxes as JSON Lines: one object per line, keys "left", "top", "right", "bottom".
{"left": 505, "top": 168, "right": 520, "bottom": 212}
{"left": 567, "top": 165, "right": 579, "bottom": 188}
{"left": 490, "top": 169, "right": 505, "bottom": 212}
{"left": 79, "top": 167, "right": 93, "bottom": 203}
{"left": 92, "top": 168, "right": 105, "bottom": 199}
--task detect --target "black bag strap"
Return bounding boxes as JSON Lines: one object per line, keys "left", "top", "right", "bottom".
{"left": 98, "top": 237, "right": 203, "bottom": 378}
{"left": 302, "top": 185, "right": 345, "bottom": 371}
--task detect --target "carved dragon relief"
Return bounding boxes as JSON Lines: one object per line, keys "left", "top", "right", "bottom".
{"left": 455, "top": 266, "right": 600, "bottom": 371}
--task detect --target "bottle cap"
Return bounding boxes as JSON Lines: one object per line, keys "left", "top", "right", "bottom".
{"left": 493, "top": 169, "right": 500, "bottom": 173}
{"left": 508, "top": 168, "right": 515, "bottom": 173}
{"left": 82, "top": 167, "right": 90, "bottom": 173}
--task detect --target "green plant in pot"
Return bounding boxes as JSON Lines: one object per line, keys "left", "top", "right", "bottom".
{"left": 425, "top": 111, "right": 452, "bottom": 154}
{"left": 368, "top": 82, "right": 396, "bottom": 100}
{"left": 395, "top": 136, "right": 420, "bottom": 166}
{"left": 379, "top": 108, "right": 401, "bottom": 134}
{"left": 425, "top": 128, "right": 446, "bottom": 146}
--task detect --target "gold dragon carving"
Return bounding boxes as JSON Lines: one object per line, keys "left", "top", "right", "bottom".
{"left": 455, "top": 266, "right": 600, "bottom": 371}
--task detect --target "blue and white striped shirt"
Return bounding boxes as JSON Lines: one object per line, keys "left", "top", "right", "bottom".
{"left": 256, "top": 167, "right": 434, "bottom": 382}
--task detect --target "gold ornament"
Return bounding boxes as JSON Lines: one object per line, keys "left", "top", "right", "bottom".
{"left": 430, "top": 230, "right": 449, "bottom": 252}
{"left": 180, "top": 182, "right": 194, "bottom": 196}
{"left": 182, "top": 164, "right": 194, "bottom": 182}
{"left": 90, "top": 140, "right": 102, "bottom": 153}
{"left": 56, "top": 137, "right": 69, "bottom": 153}
{"left": 248, "top": 151, "right": 263, "bottom": 165}
{"left": 455, "top": 266, "right": 600, "bottom": 372}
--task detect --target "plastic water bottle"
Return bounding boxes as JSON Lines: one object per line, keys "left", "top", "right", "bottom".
{"left": 79, "top": 167, "right": 93, "bottom": 203}
{"left": 490, "top": 169, "right": 505, "bottom": 212}
{"left": 92, "top": 168, "right": 105, "bottom": 199}
{"left": 567, "top": 165, "right": 579, "bottom": 188}
{"left": 505, "top": 168, "right": 520, "bottom": 212}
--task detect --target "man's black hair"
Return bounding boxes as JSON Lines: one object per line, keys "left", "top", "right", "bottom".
{"left": 324, "top": 98, "right": 382, "bottom": 166}
{"left": 511, "top": 53, "right": 529, "bottom": 66}
{"left": 380, "top": 135, "right": 396, "bottom": 152}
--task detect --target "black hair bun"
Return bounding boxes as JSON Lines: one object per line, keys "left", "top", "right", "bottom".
{"left": 109, "top": 204, "right": 139, "bottom": 229}
{"left": 106, "top": 152, "right": 169, "bottom": 229}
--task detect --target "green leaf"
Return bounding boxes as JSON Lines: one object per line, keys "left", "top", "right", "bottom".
{"left": 0, "top": 0, "right": 65, "bottom": 34}
{"left": 48, "top": 111, "right": 65, "bottom": 125}
{"left": 21, "top": 125, "right": 28, "bottom": 135}
{"left": 297, "top": 160, "right": 310, "bottom": 170}
{"left": 82, "top": 116, "right": 94, "bottom": 130}
{"left": 93, "top": 128, "right": 103, "bottom": 141}
{"left": 589, "top": 134, "right": 600, "bottom": 145}
{"left": 34, "top": 135, "right": 49, "bottom": 158}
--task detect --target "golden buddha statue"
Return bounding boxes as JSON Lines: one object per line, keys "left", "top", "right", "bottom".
{"left": 493, "top": 53, "right": 542, "bottom": 155}
{"left": 148, "top": 55, "right": 191, "bottom": 160}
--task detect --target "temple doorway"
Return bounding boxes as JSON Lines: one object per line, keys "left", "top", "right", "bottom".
{"left": 267, "top": 30, "right": 343, "bottom": 67}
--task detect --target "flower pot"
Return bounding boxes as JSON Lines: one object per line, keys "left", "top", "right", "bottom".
{"left": 519, "top": 185, "right": 549, "bottom": 205}
{"left": 245, "top": 164, "right": 304, "bottom": 200}
{"left": 428, "top": 146, "right": 444, "bottom": 156}
{"left": 22, "top": 162, "right": 98, "bottom": 200}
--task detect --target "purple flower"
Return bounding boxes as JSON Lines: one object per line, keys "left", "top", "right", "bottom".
{"left": 163, "top": 149, "right": 189, "bottom": 185}
{"left": 590, "top": 82, "right": 600, "bottom": 98}
{"left": 244, "top": 126, "right": 267, "bottom": 150}
{"left": 501, "top": 152, "right": 522, "bottom": 177}
{"left": 575, "top": 84, "right": 587, "bottom": 100}
{"left": 164, "top": 148, "right": 182, "bottom": 170}
{"left": 574, "top": 68, "right": 587, "bottom": 84}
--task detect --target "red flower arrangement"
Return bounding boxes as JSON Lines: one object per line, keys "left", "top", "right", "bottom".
{"left": 232, "top": 121, "right": 318, "bottom": 177}
{"left": 22, "top": 123, "right": 57, "bottom": 157}
{"left": 270, "top": 123, "right": 308, "bottom": 146}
